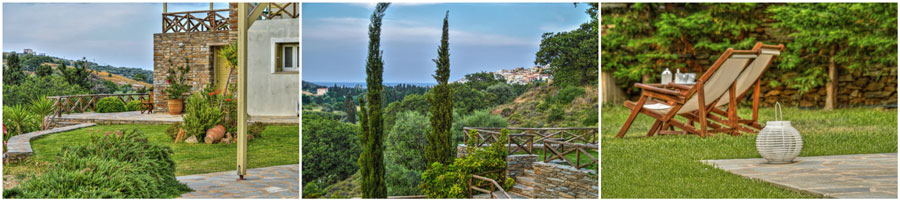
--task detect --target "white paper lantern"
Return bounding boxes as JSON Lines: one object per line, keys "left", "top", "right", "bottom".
{"left": 755, "top": 103, "right": 803, "bottom": 163}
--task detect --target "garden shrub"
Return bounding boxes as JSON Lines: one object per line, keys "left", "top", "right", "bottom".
{"left": 126, "top": 100, "right": 141, "bottom": 111}
{"left": 3, "top": 129, "right": 191, "bottom": 198}
{"left": 421, "top": 129, "right": 510, "bottom": 198}
{"left": 554, "top": 85, "right": 585, "bottom": 105}
{"left": 2, "top": 76, "right": 88, "bottom": 107}
{"left": 181, "top": 92, "right": 223, "bottom": 140}
{"left": 95, "top": 97, "right": 126, "bottom": 113}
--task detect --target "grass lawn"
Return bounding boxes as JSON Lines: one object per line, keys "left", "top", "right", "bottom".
{"left": 601, "top": 105, "right": 897, "bottom": 198}
{"left": 4, "top": 124, "right": 299, "bottom": 180}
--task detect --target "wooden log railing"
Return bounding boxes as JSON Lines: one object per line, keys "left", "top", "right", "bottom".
{"left": 162, "top": 9, "right": 230, "bottom": 33}
{"left": 542, "top": 139, "right": 599, "bottom": 169}
{"left": 467, "top": 169, "right": 511, "bottom": 199}
{"left": 463, "top": 127, "right": 598, "bottom": 154}
{"left": 47, "top": 93, "right": 149, "bottom": 117}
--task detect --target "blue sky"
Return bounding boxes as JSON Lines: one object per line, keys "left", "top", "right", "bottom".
{"left": 3, "top": 3, "right": 228, "bottom": 70}
{"left": 302, "top": 3, "right": 591, "bottom": 83}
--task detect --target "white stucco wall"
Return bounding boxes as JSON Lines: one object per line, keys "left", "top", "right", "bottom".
{"left": 248, "top": 18, "right": 299, "bottom": 117}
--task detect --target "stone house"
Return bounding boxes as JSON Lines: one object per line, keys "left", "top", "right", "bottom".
{"left": 153, "top": 3, "right": 299, "bottom": 117}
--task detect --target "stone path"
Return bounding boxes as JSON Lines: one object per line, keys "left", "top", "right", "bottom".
{"left": 56, "top": 111, "right": 297, "bottom": 125}
{"left": 177, "top": 164, "right": 299, "bottom": 198}
{"left": 6, "top": 123, "right": 95, "bottom": 162}
{"left": 703, "top": 153, "right": 897, "bottom": 198}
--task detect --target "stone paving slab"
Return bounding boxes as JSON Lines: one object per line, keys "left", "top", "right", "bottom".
{"left": 6, "top": 123, "right": 96, "bottom": 162}
{"left": 177, "top": 164, "right": 299, "bottom": 199}
{"left": 56, "top": 111, "right": 298, "bottom": 125}
{"left": 703, "top": 153, "right": 898, "bottom": 199}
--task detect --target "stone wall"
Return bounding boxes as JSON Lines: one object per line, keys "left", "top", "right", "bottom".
{"left": 152, "top": 30, "right": 235, "bottom": 112}
{"left": 532, "top": 162, "right": 598, "bottom": 199}
{"left": 506, "top": 154, "right": 537, "bottom": 179}
{"left": 602, "top": 4, "right": 898, "bottom": 108}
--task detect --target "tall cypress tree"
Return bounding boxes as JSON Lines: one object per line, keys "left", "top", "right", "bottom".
{"left": 344, "top": 94, "right": 357, "bottom": 124}
{"left": 359, "top": 2, "right": 389, "bottom": 198}
{"left": 426, "top": 11, "right": 453, "bottom": 165}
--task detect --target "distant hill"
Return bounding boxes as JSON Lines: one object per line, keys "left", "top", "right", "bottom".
{"left": 3, "top": 51, "right": 154, "bottom": 83}
{"left": 37, "top": 62, "right": 152, "bottom": 89}
{"left": 492, "top": 84, "right": 599, "bottom": 127}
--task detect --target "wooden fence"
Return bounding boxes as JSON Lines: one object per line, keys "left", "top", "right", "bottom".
{"left": 542, "top": 139, "right": 598, "bottom": 169}
{"left": 47, "top": 93, "right": 149, "bottom": 117}
{"left": 467, "top": 169, "right": 511, "bottom": 199}
{"left": 162, "top": 9, "right": 231, "bottom": 33}
{"left": 463, "top": 127, "right": 598, "bottom": 154}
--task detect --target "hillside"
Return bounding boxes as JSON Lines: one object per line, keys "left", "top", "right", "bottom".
{"left": 3, "top": 52, "right": 153, "bottom": 83}
{"left": 492, "top": 84, "right": 599, "bottom": 128}
{"left": 41, "top": 62, "right": 152, "bottom": 89}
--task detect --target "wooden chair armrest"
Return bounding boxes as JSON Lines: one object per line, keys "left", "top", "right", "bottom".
{"left": 635, "top": 83, "right": 683, "bottom": 97}
{"left": 667, "top": 83, "right": 693, "bottom": 91}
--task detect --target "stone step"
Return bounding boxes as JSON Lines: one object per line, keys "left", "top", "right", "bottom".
{"left": 516, "top": 176, "right": 535, "bottom": 187}
{"left": 509, "top": 184, "right": 534, "bottom": 198}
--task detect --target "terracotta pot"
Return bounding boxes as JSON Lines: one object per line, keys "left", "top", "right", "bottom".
{"left": 205, "top": 125, "right": 226, "bottom": 144}
{"left": 167, "top": 99, "right": 183, "bottom": 115}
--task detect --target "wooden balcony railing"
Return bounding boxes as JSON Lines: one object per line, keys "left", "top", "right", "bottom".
{"left": 162, "top": 9, "right": 230, "bottom": 33}
{"left": 253, "top": 3, "right": 299, "bottom": 20}
{"left": 542, "top": 139, "right": 599, "bottom": 169}
{"left": 463, "top": 127, "right": 598, "bottom": 154}
{"left": 47, "top": 93, "right": 149, "bottom": 117}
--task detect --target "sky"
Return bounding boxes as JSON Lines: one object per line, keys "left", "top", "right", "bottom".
{"left": 3, "top": 3, "right": 229, "bottom": 70}
{"left": 302, "top": 3, "right": 591, "bottom": 83}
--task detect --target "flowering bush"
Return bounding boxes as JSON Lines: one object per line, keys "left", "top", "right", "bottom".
{"left": 164, "top": 59, "right": 191, "bottom": 100}
{"left": 421, "top": 129, "right": 510, "bottom": 198}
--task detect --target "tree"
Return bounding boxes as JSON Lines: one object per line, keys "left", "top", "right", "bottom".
{"left": 536, "top": 3, "right": 599, "bottom": 87}
{"left": 769, "top": 3, "right": 897, "bottom": 110}
{"left": 358, "top": 2, "right": 390, "bottom": 198}
{"left": 426, "top": 11, "right": 454, "bottom": 166}
{"left": 3, "top": 53, "right": 26, "bottom": 85}
{"left": 486, "top": 83, "right": 515, "bottom": 105}
{"left": 133, "top": 73, "right": 148, "bottom": 83}
{"left": 344, "top": 94, "right": 357, "bottom": 124}
{"left": 34, "top": 64, "right": 52, "bottom": 77}
{"left": 302, "top": 112, "right": 361, "bottom": 187}
{"left": 59, "top": 57, "right": 94, "bottom": 90}
{"left": 385, "top": 111, "right": 430, "bottom": 196}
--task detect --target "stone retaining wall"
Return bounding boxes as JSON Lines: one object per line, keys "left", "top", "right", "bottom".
{"left": 532, "top": 162, "right": 598, "bottom": 199}
{"left": 506, "top": 154, "right": 537, "bottom": 178}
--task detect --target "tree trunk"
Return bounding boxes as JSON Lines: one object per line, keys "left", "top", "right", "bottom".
{"left": 825, "top": 47, "right": 836, "bottom": 110}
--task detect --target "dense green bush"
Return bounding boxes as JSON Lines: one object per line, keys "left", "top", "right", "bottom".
{"left": 486, "top": 83, "right": 516, "bottom": 105}
{"left": 126, "top": 100, "right": 141, "bottom": 111}
{"left": 302, "top": 111, "right": 361, "bottom": 187}
{"left": 3, "top": 129, "right": 191, "bottom": 198}
{"left": 96, "top": 97, "right": 126, "bottom": 113}
{"left": 385, "top": 111, "right": 430, "bottom": 196}
{"left": 181, "top": 92, "right": 223, "bottom": 139}
{"left": 451, "top": 110, "right": 509, "bottom": 145}
{"left": 554, "top": 86, "right": 586, "bottom": 105}
{"left": 547, "top": 106, "right": 565, "bottom": 122}
{"left": 421, "top": 129, "right": 510, "bottom": 198}
{"left": 3, "top": 76, "right": 89, "bottom": 107}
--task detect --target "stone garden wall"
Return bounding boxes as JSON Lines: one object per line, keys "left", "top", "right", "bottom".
{"left": 602, "top": 4, "right": 898, "bottom": 108}
{"left": 532, "top": 162, "right": 598, "bottom": 198}
{"left": 152, "top": 31, "right": 235, "bottom": 112}
{"left": 506, "top": 154, "right": 537, "bottom": 178}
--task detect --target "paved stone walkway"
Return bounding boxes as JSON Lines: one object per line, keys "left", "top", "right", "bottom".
{"left": 6, "top": 123, "right": 95, "bottom": 162}
{"left": 177, "top": 164, "right": 299, "bottom": 198}
{"left": 703, "top": 153, "right": 897, "bottom": 198}
{"left": 56, "top": 111, "right": 297, "bottom": 125}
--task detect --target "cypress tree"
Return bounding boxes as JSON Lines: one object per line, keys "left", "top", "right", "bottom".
{"left": 359, "top": 2, "right": 389, "bottom": 198}
{"left": 344, "top": 94, "right": 357, "bottom": 124}
{"left": 426, "top": 11, "right": 453, "bottom": 165}
{"left": 3, "top": 53, "right": 26, "bottom": 85}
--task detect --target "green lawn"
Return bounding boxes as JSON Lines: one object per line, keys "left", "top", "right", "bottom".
{"left": 601, "top": 105, "right": 897, "bottom": 198}
{"left": 5, "top": 124, "right": 298, "bottom": 178}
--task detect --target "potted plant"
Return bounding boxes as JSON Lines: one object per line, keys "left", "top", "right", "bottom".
{"left": 165, "top": 59, "right": 191, "bottom": 115}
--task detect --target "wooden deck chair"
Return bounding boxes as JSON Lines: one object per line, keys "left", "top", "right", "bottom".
{"left": 140, "top": 92, "right": 154, "bottom": 114}
{"left": 705, "top": 43, "right": 785, "bottom": 134}
{"left": 616, "top": 48, "right": 759, "bottom": 138}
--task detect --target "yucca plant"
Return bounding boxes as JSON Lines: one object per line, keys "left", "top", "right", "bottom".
{"left": 2, "top": 105, "right": 37, "bottom": 135}
{"left": 28, "top": 97, "right": 56, "bottom": 130}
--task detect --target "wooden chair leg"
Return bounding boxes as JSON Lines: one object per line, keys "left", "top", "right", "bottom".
{"left": 647, "top": 120, "right": 662, "bottom": 137}
{"left": 617, "top": 95, "right": 648, "bottom": 138}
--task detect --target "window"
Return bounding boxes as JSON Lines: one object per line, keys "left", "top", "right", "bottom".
{"left": 274, "top": 42, "right": 299, "bottom": 72}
